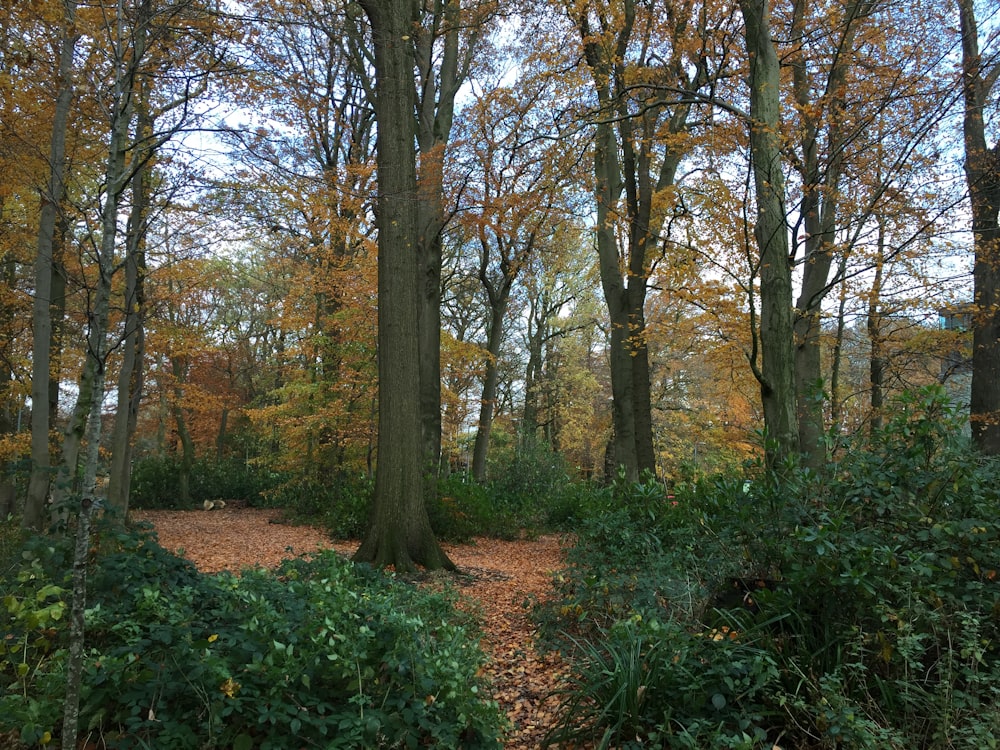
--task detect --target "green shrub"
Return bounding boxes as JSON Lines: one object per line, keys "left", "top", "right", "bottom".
{"left": 1, "top": 524, "right": 505, "bottom": 749}
{"left": 429, "top": 475, "right": 492, "bottom": 542}
{"left": 130, "top": 456, "right": 279, "bottom": 508}
{"left": 265, "top": 473, "right": 372, "bottom": 539}
{"left": 540, "top": 386, "right": 1000, "bottom": 749}
{"left": 543, "top": 616, "right": 780, "bottom": 749}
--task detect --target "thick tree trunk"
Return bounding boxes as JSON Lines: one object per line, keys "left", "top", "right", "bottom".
{"left": 958, "top": 0, "right": 1000, "bottom": 455}
{"left": 24, "top": 0, "right": 78, "bottom": 530}
{"left": 354, "top": 0, "right": 453, "bottom": 572}
{"left": 741, "top": 0, "right": 799, "bottom": 469}
{"left": 627, "top": 283, "right": 655, "bottom": 474}
{"left": 591, "top": 106, "right": 640, "bottom": 481}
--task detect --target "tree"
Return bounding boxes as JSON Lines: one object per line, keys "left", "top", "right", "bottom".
{"left": 23, "top": 0, "right": 79, "bottom": 530}
{"left": 787, "top": 0, "right": 870, "bottom": 465}
{"left": 958, "top": 0, "right": 1000, "bottom": 455}
{"left": 740, "top": 0, "right": 798, "bottom": 469}
{"left": 353, "top": 0, "right": 453, "bottom": 571}
{"left": 223, "top": 0, "right": 380, "bottom": 480}
{"left": 452, "top": 80, "right": 577, "bottom": 481}
{"left": 563, "top": 0, "right": 716, "bottom": 480}
{"left": 410, "top": 0, "right": 497, "bottom": 479}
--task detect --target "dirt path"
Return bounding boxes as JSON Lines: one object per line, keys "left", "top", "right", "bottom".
{"left": 133, "top": 509, "right": 569, "bottom": 748}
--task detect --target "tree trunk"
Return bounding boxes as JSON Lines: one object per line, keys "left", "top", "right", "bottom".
{"left": 1, "top": 245, "right": 19, "bottom": 518}
{"left": 591, "top": 105, "right": 639, "bottom": 481}
{"left": 49, "top": 0, "right": 135, "bottom": 518}
{"left": 413, "top": 0, "right": 483, "bottom": 479}
{"left": 828, "top": 256, "right": 849, "bottom": 433}
{"left": 741, "top": 0, "right": 798, "bottom": 469}
{"left": 471, "top": 291, "right": 509, "bottom": 482}
{"left": 354, "top": 0, "right": 453, "bottom": 572}
{"left": 107, "top": 154, "right": 150, "bottom": 514}
{"left": 572, "top": 0, "right": 700, "bottom": 481}
{"left": 789, "top": 0, "right": 863, "bottom": 468}
{"left": 521, "top": 295, "right": 546, "bottom": 446}
{"left": 958, "top": 0, "right": 1000, "bottom": 455}
{"left": 172, "top": 356, "right": 194, "bottom": 503}
{"left": 867, "top": 221, "right": 887, "bottom": 436}
{"left": 48, "top": 218, "right": 68, "bottom": 429}
{"left": 107, "top": 0, "right": 152, "bottom": 516}
{"left": 24, "top": 0, "right": 79, "bottom": 530}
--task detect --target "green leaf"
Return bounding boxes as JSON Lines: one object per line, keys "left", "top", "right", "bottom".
{"left": 711, "top": 693, "right": 727, "bottom": 711}
{"left": 233, "top": 734, "right": 254, "bottom": 750}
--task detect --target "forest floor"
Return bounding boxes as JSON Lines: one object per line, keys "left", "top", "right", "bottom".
{"left": 133, "top": 509, "right": 571, "bottom": 749}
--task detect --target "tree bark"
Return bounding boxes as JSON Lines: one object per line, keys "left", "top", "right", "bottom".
{"left": 354, "top": 0, "right": 453, "bottom": 572}
{"left": 108, "top": 184, "right": 149, "bottom": 517}
{"left": 24, "top": 0, "right": 79, "bottom": 530}
{"left": 958, "top": 0, "right": 1000, "bottom": 455}
{"left": 741, "top": 0, "right": 799, "bottom": 468}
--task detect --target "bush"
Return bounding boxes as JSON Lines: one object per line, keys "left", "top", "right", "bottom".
{"left": 1, "top": 523, "right": 505, "bottom": 749}
{"left": 130, "top": 456, "right": 279, "bottom": 509}
{"left": 268, "top": 473, "right": 372, "bottom": 539}
{"left": 539, "top": 387, "right": 1000, "bottom": 749}
{"left": 543, "top": 617, "right": 780, "bottom": 749}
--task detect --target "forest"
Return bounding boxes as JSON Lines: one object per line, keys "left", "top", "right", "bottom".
{"left": 3, "top": 0, "right": 1000, "bottom": 747}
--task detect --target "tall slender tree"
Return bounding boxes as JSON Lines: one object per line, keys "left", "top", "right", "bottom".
{"left": 564, "top": 0, "right": 716, "bottom": 480}
{"left": 740, "top": 0, "right": 798, "bottom": 468}
{"left": 958, "top": 0, "right": 1000, "bottom": 455}
{"left": 24, "top": 0, "right": 79, "bottom": 530}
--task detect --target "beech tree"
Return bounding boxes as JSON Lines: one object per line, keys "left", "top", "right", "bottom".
{"left": 452, "top": 78, "right": 579, "bottom": 481}
{"left": 409, "top": 0, "right": 497, "bottom": 477}
{"left": 353, "top": 0, "right": 453, "bottom": 571}
{"left": 561, "top": 0, "right": 720, "bottom": 480}
{"left": 739, "top": 0, "right": 798, "bottom": 468}
{"left": 225, "top": 0, "right": 380, "bottom": 479}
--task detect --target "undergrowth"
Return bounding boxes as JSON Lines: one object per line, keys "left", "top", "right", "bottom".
{"left": 537, "top": 386, "right": 1000, "bottom": 749}
{"left": 1, "top": 521, "right": 505, "bottom": 749}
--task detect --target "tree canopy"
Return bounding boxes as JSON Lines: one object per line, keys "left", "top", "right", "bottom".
{"left": 1, "top": 0, "right": 994, "bottom": 561}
